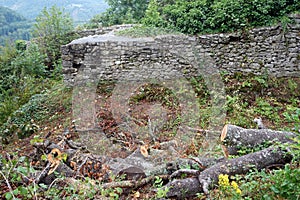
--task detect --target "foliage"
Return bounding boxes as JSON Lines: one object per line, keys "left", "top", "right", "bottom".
{"left": 0, "top": 154, "right": 39, "bottom": 199}
{"left": 141, "top": 0, "right": 165, "bottom": 27}
{"left": 221, "top": 73, "right": 300, "bottom": 129}
{"left": 0, "top": 6, "right": 77, "bottom": 143}
{"left": 216, "top": 174, "right": 242, "bottom": 199}
{"left": 0, "top": 153, "right": 125, "bottom": 199}
{"left": 31, "top": 6, "right": 75, "bottom": 69}
{"left": 129, "top": 83, "right": 179, "bottom": 109}
{"left": 0, "top": 41, "right": 46, "bottom": 92}
{"left": 0, "top": 84, "right": 72, "bottom": 141}
{"left": 85, "top": 0, "right": 149, "bottom": 28}
{"left": 153, "top": 176, "right": 169, "bottom": 198}
{"left": 141, "top": 0, "right": 300, "bottom": 34}
{"left": 232, "top": 165, "right": 300, "bottom": 200}
{"left": 254, "top": 97, "right": 280, "bottom": 121}
{"left": 116, "top": 25, "right": 181, "bottom": 37}
{"left": 0, "top": 41, "right": 50, "bottom": 134}
{"left": 283, "top": 105, "right": 300, "bottom": 130}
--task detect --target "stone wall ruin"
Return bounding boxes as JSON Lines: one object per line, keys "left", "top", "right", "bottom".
{"left": 62, "top": 16, "right": 300, "bottom": 86}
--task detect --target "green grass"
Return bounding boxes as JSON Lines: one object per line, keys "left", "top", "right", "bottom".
{"left": 116, "top": 25, "right": 182, "bottom": 38}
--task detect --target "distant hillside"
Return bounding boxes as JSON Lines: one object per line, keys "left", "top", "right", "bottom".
{"left": 0, "top": 6, "right": 31, "bottom": 45}
{"left": 0, "top": 0, "right": 108, "bottom": 23}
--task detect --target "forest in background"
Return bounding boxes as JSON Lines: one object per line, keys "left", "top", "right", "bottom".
{"left": 0, "top": 0, "right": 108, "bottom": 23}
{"left": 0, "top": 6, "right": 31, "bottom": 45}
{"left": 0, "top": 0, "right": 108, "bottom": 45}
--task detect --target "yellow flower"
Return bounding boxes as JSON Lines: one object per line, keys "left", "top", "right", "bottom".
{"left": 231, "top": 181, "right": 242, "bottom": 195}
{"left": 218, "top": 174, "right": 230, "bottom": 187}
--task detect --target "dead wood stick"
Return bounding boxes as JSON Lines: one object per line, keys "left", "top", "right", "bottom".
{"left": 221, "top": 124, "right": 296, "bottom": 147}
{"left": 165, "top": 146, "right": 292, "bottom": 198}
{"left": 76, "top": 157, "right": 88, "bottom": 175}
{"left": 170, "top": 169, "right": 200, "bottom": 179}
{"left": 179, "top": 125, "right": 209, "bottom": 133}
{"left": 166, "top": 157, "right": 226, "bottom": 174}
{"left": 0, "top": 171, "right": 16, "bottom": 199}
{"left": 66, "top": 139, "right": 85, "bottom": 150}
{"left": 35, "top": 162, "right": 51, "bottom": 184}
{"left": 101, "top": 175, "right": 169, "bottom": 189}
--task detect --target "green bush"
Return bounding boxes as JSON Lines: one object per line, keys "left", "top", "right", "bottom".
{"left": 0, "top": 83, "right": 72, "bottom": 141}
{"left": 141, "top": 0, "right": 165, "bottom": 27}
{"left": 142, "top": 0, "right": 300, "bottom": 34}
{"left": 31, "top": 6, "right": 75, "bottom": 69}
{"left": 11, "top": 42, "right": 47, "bottom": 78}
{"left": 0, "top": 40, "right": 50, "bottom": 129}
{"left": 0, "top": 41, "right": 46, "bottom": 92}
{"left": 85, "top": 0, "right": 149, "bottom": 28}
{"left": 236, "top": 164, "right": 300, "bottom": 200}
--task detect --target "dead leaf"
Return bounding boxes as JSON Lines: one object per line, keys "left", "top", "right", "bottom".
{"left": 140, "top": 145, "right": 149, "bottom": 157}
{"left": 47, "top": 148, "right": 62, "bottom": 175}
{"left": 70, "top": 161, "right": 77, "bottom": 170}
{"left": 48, "top": 162, "right": 59, "bottom": 175}
{"left": 133, "top": 191, "right": 140, "bottom": 199}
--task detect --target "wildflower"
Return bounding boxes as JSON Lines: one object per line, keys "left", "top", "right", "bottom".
{"left": 218, "top": 174, "right": 230, "bottom": 187}
{"left": 231, "top": 181, "right": 242, "bottom": 195}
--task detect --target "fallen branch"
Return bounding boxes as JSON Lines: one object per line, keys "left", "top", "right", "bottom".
{"left": 165, "top": 146, "right": 292, "bottom": 198}
{"left": 102, "top": 175, "right": 169, "bottom": 189}
{"left": 0, "top": 170, "right": 15, "bottom": 199}
{"left": 198, "top": 146, "right": 292, "bottom": 194}
{"left": 165, "top": 177, "right": 200, "bottom": 198}
{"left": 170, "top": 169, "right": 199, "bottom": 179}
{"left": 35, "top": 162, "right": 51, "bottom": 184}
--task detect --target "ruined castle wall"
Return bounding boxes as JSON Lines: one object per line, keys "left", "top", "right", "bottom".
{"left": 62, "top": 17, "right": 300, "bottom": 86}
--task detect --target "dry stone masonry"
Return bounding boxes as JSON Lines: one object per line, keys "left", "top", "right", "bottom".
{"left": 62, "top": 16, "right": 300, "bottom": 86}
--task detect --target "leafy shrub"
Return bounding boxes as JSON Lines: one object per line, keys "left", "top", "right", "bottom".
{"left": 141, "top": 0, "right": 165, "bottom": 27}
{"left": 269, "top": 164, "right": 300, "bottom": 199}
{"left": 0, "top": 84, "right": 72, "bottom": 141}
{"left": 283, "top": 105, "right": 300, "bottom": 130}
{"left": 235, "top": 164, "right": 300, "bottom": 200}
{"left": 11, "top": 42, "right": 47, "bottom": 78}
{"left": 31, "top": 6, "right": 75, "bottom": 69}
{"left": 85, "top": 0, "right": 149, "bottom": 28}
{"left": 143, "top": 0, "right": 300, "bottom": 34}
{"left": 162, "top": 0, "right": 214, "bottom": 34}
{"left": 0, "top": 40, "right": 51, "bottom": 132}
{"left": 0, "top": 155, "right": 39, "bottom": 199}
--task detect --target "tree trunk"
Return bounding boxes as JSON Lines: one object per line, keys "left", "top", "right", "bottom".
{"left": 221, "top": 124, "right": 296, "bottom": 147}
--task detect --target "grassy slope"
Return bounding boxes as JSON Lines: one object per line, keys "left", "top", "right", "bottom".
{"left": 1, "top": 73, "right": 299, "bottom": 199}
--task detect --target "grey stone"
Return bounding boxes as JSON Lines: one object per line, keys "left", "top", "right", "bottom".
{"left": 62, "top": 20, "right": 300, "bottom": 86}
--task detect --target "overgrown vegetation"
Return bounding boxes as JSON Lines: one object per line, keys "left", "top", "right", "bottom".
{"left": 87, "top": 0, "right": 300, "bottom": 34}
{"left": 31, "top": 6, "right": 77, "bottom": 68}
{"left": 1, "top": 72, "right": 299, "bottom": 199}
{"left": 0, "top": 6, "right": 76, "bottom": 143}
{"left": 86, "top": 0, "right": 148, "bottom": 28}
